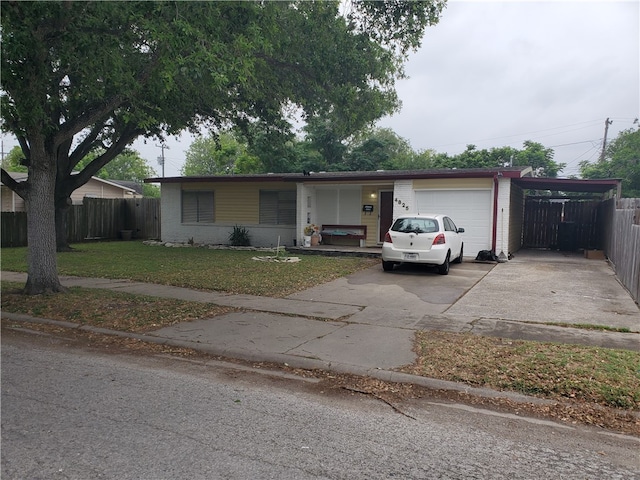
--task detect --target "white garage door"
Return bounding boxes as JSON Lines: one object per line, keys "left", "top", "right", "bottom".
{"left": 415, "top": 190, "right": 492, "bottom": 257}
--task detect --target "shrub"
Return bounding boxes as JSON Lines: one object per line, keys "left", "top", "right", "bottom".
{"left": 228, "top": 225, "right": 250, "bottom": 246}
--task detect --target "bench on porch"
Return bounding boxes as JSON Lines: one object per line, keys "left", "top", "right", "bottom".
{"left": 320, "top": 225, "right": 367, "bottom": 247}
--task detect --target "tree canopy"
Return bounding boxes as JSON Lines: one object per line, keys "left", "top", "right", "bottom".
{"left": 181, "top": 134, "right": 260, "bottom": 176}
{"left": 0, "top": 146, "right": 27, "bottom": 173}
{"left": 580, "top": 127, "right": 640, "bottom": 197}
{"left": 1, "top": 0, "right": 445, "bottom": 294}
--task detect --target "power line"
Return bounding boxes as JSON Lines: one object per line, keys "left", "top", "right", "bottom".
{"left": 430, "top": 119, "right": 604, "bottom": 150}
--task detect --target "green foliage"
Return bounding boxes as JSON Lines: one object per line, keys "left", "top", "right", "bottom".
{"left": 0, "top": 146, "right": 27, "bottom": 172}
{"left": 75, "top": 148, "right": 156, "bottom": 183}
{"left": 302, "top": 117, "right": 349, "bottom": 168}
{"left": 1, "top": 0, "right": 445, "bottom": 289}
{"left": 228, "top": 225, "right": 251, "bottom": 247}
{"left": 142, "top": 183, "right": 160, "bottom": 198}
{"left": 424, "top": 142, "right": 564, "bottom": 177}
{"left": 239, "top": 120, "right": 300, "bottom": 173}
{"left": 580, "top": 128, "right": 640, "bottom": 197}
{"left": 182, "top": 133, "right": 260, "bottom": 176}
{"left": 513, "top": 141, "right": 564, "bottom": 177}
{"left": 346, "top": 128, "right": 415, "bottom": 171}
{"left": 0, "top": 242, "right": 378, "bottom": 297}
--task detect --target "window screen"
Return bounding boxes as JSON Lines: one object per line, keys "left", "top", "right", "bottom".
{"left": 259, "top": 190, "right": 296, "bottom": 225}
{"left": 182, "top": 190, "right": 214, "bottom": 223}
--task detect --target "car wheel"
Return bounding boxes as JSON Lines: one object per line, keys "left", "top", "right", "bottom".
{"left": 382, "top": 261, "right": 394, "bottom": 272}
{"left": 454, "top": 244, "right": 463, "bottom": 264}
{"left": 438, "top": 253, "right": 450, "bottom": 275}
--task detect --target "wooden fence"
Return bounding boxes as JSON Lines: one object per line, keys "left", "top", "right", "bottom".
{"left": 523, "top": 199, "right": 601, "bottom": 250}
{"left": 1, "top": 197, "right": 160, "bottom": 247}
{"left": 600, "top": 198, "right": 640, "bottom": 303}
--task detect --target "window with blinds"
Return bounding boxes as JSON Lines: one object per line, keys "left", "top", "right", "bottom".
{"left": 181, "top": 190, "right": 214, "bottom": 223}
{"left": 259, "top": 190, "right": 296, "bottom": 225}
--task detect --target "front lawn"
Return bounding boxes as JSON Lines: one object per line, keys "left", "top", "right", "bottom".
{"left": 1, "top": 241, "right": 378, "bottom": 297}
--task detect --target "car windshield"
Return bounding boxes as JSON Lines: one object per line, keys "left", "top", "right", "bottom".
{"left": 392, "top": 218, "right": 438, "bottom": 233}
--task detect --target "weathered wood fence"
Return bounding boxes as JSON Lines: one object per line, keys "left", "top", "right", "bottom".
{"left": 600, "top": 198, "right": 640, "bottom": 303}
{"left": 523, "top": 199, "right": 601, "bottom": 250}
{"left": 1, "top": 197, "right": 160, "bottom": 247}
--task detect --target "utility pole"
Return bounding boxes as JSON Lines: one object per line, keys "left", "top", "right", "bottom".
{"left": 156, "top": 143, "right": 169, "bottom": 177}
{"left": 598, "top": 117, "right": 612, "bottom": 163}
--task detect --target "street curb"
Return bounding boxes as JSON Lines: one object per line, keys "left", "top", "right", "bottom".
{"left": 2, "top": 312, "right": 555, "bottom": 407}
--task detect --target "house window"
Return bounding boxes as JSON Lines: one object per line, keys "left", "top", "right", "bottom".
{"left": 182, "top": 190, "right": 214, "bottom": 223}
{"left": 259, "top": 190, "right": 296, "bottom": 225}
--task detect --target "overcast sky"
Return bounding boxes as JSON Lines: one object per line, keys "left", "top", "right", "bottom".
{"left": 378, "top": 0, "right": 639, "bottom": 177}
{"left": 2, "top": 1, "right": 638, "bottom": 178}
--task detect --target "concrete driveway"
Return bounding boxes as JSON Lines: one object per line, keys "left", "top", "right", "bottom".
{"left": 286, "top": 260, "right": 495, "bottom": 328}
{"left": 446, "top": 250, "right": 640, "bottom": 333}
{"left": 287, "top": 250, "right": 640, "bottom": 335}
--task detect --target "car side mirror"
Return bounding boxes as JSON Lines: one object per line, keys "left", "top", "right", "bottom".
{"left": 457, "top": 228, "right": 465, "bottom": 233}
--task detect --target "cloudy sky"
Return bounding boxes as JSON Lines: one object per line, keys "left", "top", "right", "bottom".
{"left": 140, "top": 0, "right": 640, "bottom": 177}
{"left": 377, "top": 0, "right": 639, "bottom": 177}
{"left": 2, "top": 1, "right": 638, "bottom": 178}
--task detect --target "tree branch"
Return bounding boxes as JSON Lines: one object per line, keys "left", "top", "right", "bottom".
{"left": 1, "top": 168, "right": 27, "bottom": 199}
{"left": 65, "top": 123, "right": 142, "bottom": 193}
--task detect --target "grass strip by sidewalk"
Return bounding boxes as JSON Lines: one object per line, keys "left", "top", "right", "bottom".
{"left": 1, "top": 282, "right": 232, "bottom": 333}
{"left": 2, "top": 280, "right": 639, "bottom": 411}
{"left": 0, "top": 241, "right": 379, "bottom": 297}
{"left": 406, "top": 331, "right": 640, "bottom": 410}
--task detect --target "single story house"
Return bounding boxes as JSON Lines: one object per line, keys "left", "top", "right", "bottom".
{"left": 1, "top": 172, "right": 142, "bottom": 212}
{"left": 146, "top": 167, "right": 621, "bottom": 258}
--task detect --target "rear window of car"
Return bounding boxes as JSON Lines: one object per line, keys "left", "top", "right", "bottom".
{"left": 391, "top": 218, "right": 438, "bottom": 233}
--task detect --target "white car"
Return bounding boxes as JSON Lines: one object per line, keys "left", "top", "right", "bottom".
{"left": 381, "top": 214, "right": 464, "bottom": 275}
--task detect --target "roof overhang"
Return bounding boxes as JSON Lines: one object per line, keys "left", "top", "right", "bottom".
{"left": 145, "top": 167, "right": 533, "bottom": 184}
{"left": 512, "top": 176, "right": 621, "bottom": 194}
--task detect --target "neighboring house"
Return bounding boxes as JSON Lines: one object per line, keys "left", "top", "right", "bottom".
{"left": 146, "top": 167, "right": 621, "bottom": 257}
{"left": 1, "top": 172, "right": 142, "bottom": 212}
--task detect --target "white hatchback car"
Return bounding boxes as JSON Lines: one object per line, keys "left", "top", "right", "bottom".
{"left": 381, "top": 214, "right": 464, "bottom": 275}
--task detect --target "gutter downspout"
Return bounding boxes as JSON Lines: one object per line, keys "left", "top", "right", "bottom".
{"left": 491, "top": 174, "right": 500, "bottom": 253}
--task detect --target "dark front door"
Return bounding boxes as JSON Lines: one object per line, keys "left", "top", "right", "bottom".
{"left": 379, "top": 191, "right": 394, "bottom": 242}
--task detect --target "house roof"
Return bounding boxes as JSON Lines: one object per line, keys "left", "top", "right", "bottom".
{"left": 145, "top": 167, "right": 622, "bottom": 196}
{"left": 1, "top": 172, "right": 139, "bottom": 195}
{"left": 145, "top": 166, "right": 533, "bottom": 184}
{"left": 108, "top": 179, "right": 143, "bottom": 195}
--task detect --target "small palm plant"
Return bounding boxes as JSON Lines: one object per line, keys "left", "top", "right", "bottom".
{"left": 228, "top": 225, "right": 251, "bottom": 246}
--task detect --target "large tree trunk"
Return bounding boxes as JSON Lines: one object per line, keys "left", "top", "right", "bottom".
{"left": 24, "top": 154, "right": 65, "bottom": 295}
{"left": 55, "top": 196, "right": 73, "bottom": 252}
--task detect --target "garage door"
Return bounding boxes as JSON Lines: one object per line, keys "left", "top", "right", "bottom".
{"left": 415, "top": 190, "right": 492, "bottom": 257}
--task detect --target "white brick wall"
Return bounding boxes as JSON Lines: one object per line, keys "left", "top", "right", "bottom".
{"left": 393, "top": 180, "right": 414, "bottom": 218}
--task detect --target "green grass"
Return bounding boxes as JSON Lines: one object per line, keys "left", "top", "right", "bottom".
{"left": 0, "top": 241, "right": 379, "bottom": 297}
{"left": 1, "top": 281, "right": 232, "bottom": 332}
{"left": 408, "top": 331, "right": 640, "bottom": 410}
{"left": 3, "top": 241, "right": 639, "bottom": 414}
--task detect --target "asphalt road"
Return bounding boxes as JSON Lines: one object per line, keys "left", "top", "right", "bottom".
{"left": 2, "top": 330, "right": 639, "bottom": 480}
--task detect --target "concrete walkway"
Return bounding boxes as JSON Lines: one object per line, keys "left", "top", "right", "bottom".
{"left": 2, "top": 251, "right": 639, "bottom": 397}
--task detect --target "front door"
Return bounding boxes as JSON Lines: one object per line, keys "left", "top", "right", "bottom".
{"left": 379, "top": 191, "right": 394, "bottom": 242}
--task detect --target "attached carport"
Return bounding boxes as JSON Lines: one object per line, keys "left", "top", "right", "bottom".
{"left": 511, "top": 177, "right": 622, "bottom": 252}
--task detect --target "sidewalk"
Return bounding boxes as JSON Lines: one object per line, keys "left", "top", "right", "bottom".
{"left": 2, "top": 255, "right": 639, "bottom": 402}
{"left": 2, "top": 254, "right": 640, "bottom": 364}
